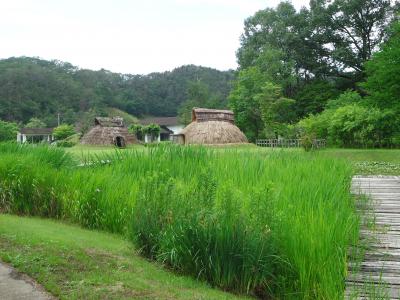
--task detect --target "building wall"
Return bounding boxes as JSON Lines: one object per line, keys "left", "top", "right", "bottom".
{"left": 144, "top": 133, "right": 161, "bottom": 143}
{"left": 167, "top": 125, "right": 184, "bottom": 134}
{"left": 17, "top": 133, "right": 53, "bottom": 143}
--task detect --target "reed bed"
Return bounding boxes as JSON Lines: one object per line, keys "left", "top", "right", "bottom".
{"left": 0, "top": 143, "right": 359, "bottom": 299}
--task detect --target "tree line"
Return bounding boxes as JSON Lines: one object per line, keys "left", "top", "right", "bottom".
{"left": 230, "top": 0, "right": 400, "bottom": 147}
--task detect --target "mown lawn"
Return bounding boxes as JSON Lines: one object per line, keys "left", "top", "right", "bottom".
{"left": 0, "top": 214, "right": 246, "bottom": 300}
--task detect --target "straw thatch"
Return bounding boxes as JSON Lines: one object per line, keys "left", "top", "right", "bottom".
{"left": 178, "top": 108, "right": 248, "bottom": 145}
{"left": 81, "top": 117, "right": 138, "bottom": 146}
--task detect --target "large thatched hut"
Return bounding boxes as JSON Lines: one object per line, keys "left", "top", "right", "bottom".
{"left": 174, "top": 108, "right": 248, "bottom": 145}
{"left": 81, "top": 117, "right": 138, "bottom": 147}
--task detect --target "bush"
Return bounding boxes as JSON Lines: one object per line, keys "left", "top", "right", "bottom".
{"left": 53, "top": 124, "right": 75, "bottom": 140}
{"left": 0, "top": 120, "right": 19, "bottom": 142}
{"left": 329, "top": 104, "right": 398, "bottom": 147}
{"left": 326, "top": 91, "right": 362, "bottom": 109}
{"left": 300, "top": 133, "right": 315, "bottom": 151}
{"left": 56, "top": 140, "right": 75, "bottom": 147}
{"left": 297, "top": 102, "right": 400, "bottom": 148}
{"left": 128, "top": 124, "right": 144, "bottom": 140}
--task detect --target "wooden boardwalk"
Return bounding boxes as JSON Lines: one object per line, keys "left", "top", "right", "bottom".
{"left": 347, "top": 176, "right": 400, "bottom": 299}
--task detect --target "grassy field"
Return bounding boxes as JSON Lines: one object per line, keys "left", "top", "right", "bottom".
{"left": 67, "top": 144, "right": 400, "bottom": 175}
{"left": 320, "top": 148, "right": 400, "bottom": 175}
{"left": 0, "top": 214, "right": 244, "bottom": 300}
{"left": 0, "top": 143, "right": 359, "bottom": 299}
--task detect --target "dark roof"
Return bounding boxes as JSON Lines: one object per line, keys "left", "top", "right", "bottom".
{"left": 20, "top": 128, "right": 54, "bottom": 134}
{"left": 95, "top": 117, "right": 124, "bottom": 127}
{"left": 140, "top": 116, "right": 179, "bottom": 126}
{"left": 160, "top": 125, "right": 174, "bottom": 134}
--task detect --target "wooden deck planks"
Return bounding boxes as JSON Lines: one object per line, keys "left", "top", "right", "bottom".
{"left": 346, "top": 176, "right": 400, "bottom": 299}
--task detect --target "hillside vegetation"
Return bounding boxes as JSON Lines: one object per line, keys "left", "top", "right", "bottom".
{"left": 0, "top": 57, "right": 233, "bottom": 126}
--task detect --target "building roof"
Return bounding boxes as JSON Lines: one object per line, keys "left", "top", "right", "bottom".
{"left": 160, "top": 126, "right": 174, "bottom": 134}
{"left": 20, "top": 128, "right": 54, "bottom": 135}
{"left": 180, "top": 120, "right": 247, "bottom": 145}
{"left": 95, "top": 117, "right": 124, "bottom": 127}
{"left": 139, "top": 116, "right": 179, "bottom": 126}
{"left": 192, "top": 108, "right": 234, "bottom": 123}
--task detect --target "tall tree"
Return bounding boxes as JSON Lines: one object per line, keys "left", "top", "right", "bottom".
{"left": 361, "top": 21, "right": 400, "bottom": 112}
{"left": 229, "top": 67, "right": 266, "bottom": 141}
{"left": 310, "top": 0, "right": 397, "bottom": 79}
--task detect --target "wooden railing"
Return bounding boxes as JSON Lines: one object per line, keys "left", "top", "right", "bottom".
{"left": 256, "top": 139, "right": 326, "bottom": 149}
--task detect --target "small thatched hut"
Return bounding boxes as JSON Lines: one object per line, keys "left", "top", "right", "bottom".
{"left": 81, "top": 117, "right": 138, "bottom": 147}
{"left": 174, "top": 108, "right": 248, "bottom": 145}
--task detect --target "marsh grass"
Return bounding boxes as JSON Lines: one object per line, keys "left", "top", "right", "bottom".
{"left": 0, "top": 143, "right": 359, "bottom": 299}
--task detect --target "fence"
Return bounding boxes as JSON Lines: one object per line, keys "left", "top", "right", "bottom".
{"left": 256, "top": 139, "right": 326, "bottom": 149}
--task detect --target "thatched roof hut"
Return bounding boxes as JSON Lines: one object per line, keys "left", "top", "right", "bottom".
{"left": 81, "top": 117, "right": 138, "bottom": 147}
{"left": 176, "top": 108, "right": 248, "bottom": 145}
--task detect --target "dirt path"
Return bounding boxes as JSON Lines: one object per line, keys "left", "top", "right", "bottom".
{"left": 0, "top": 262, "right": 54, "bottom": 300}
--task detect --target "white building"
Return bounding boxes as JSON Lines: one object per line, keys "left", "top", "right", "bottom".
{"left": 17, "top": 128, "right": 54, "bottom": 143}
{"left": 139, "top": 117, "right": 184, "bottom": 143}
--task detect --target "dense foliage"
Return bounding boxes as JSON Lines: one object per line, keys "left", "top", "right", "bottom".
{"left": 0, "top": 120, "right": 19, "bottom": 142}
{"left": 0, "top": 143, "right": 358, "bottom": 298}
{"left": 362, "top": 21, "right": 400, "bottom": 113}
{"left": 0, "top": 57, "right": 233, "bottom": 126}
{"left": 53, "top": 124, "right": 76, "bottom": 140}
{"left": 231, "top": 0, "right": 399, "bottom": 145}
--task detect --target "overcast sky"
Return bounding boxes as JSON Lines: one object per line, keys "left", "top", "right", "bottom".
{"left": 1, "top": 0, "right": 308, "bottom": 74}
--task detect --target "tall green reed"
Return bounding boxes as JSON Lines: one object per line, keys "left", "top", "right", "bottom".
{"left": 0, "top": 143, "right": 359, "bottom": 299}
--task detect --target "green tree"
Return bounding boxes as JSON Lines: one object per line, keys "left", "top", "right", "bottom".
{"left": 256, "top": 82, "right": 296, "bottom": 138}
{"left": 237, "top": 0, "right": 396, "bottom": 114}
{"left": 53, "top": 124, "right": 75, "bottom": 140}
{"left": 362, "top": 21, "right": 400, "bottom": 112}
{"left": 178, "top": 100, "right": 197, "bottom": 125}
{"left": 143, "top": 124, "right": 161, "bottom": 142}
{"left": 229, "top": 67, "right": 266, "bottom": 141}
{"left": 0, "top": 120, "right": 19, "bottom": 142}
{"left": 294, "top": 81, "right": 342, "bottom": 117}
{"left": 25, "top": 117, "right": 46, "bottom": 128}
{"left": 326, "top": 90, "right": 362, "bottom": 109}
{"left": 310, "top": 0, "right": 397, "bottom": 79}
{"left": 128, "top": 124, "right": 144, "bottom": 140}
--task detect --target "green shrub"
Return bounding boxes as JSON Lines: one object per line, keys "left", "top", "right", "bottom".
{"left": 53, "top": 124, "right": 75, "bottom": 140}
{"left": 56, "top": 140, "right": 75, "bottom": 147}
{"left": 300, "top": 133, "right": 315, "bottom": 151}
{"left": 0, "top": 120, "right": 19, "bottom": 142}
{"left": 297, "top": 102, "right": 399, "bottom": 148}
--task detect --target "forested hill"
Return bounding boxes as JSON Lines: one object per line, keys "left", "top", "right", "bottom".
{"left": 0, "top": 57, "right": 234, "bottom": 126}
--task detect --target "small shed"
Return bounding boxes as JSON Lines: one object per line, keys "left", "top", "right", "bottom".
{"left": 80, "top": 117, "right": 138, "bottom": 147}
{"left": 17, "top": 128, "right": 54, "bottom": 143}
{"left": 175, "top": 108, "right": 248, "bottom": 145}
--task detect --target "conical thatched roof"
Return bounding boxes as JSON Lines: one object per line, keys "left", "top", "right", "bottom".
{"left": 81, "top": 117, "right": 139, "bottom": 146}
{"left": 179, "top": 108, "right": 248, "bottom": 145}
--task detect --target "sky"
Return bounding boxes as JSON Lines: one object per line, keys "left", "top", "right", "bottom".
{"left": 1, "top": 0, "right": 308, "bottom": 74}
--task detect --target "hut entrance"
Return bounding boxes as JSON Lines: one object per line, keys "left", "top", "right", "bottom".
{"left": 115, "top": 136, "right": 125, "bottom": 148}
